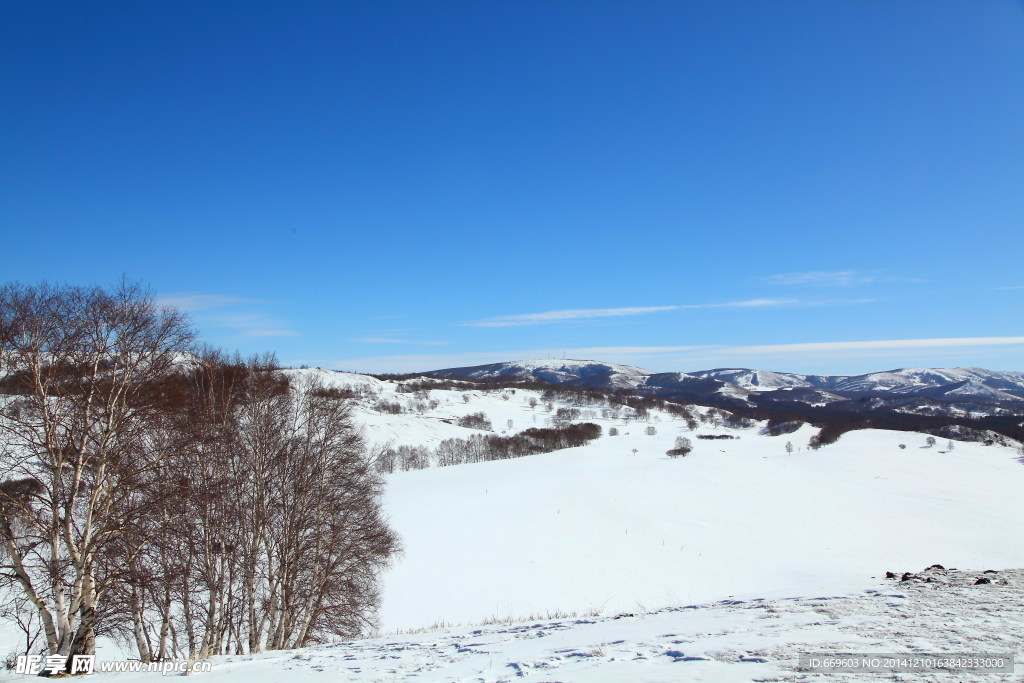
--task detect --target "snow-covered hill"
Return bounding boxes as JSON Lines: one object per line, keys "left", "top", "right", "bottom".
{"left": 76, "top": 567, "right": 1023, "bottom": 682}
{"left": 280, "top": 368, "right": 1024, "bottom": 634}
{"left": 686, "top": 368, "right": 816, "bottom": 392}
{"left": 826, "top": 367, "right": 1024, "bottom": 401}
{"left": 430, "top": 359, "right": 653, "bottom": 390}
{"left": 671, "top": 365, "right": 1024, "bottom": 402}
{"left": 379, "top": 426, "right": 1024, "bottom": 631}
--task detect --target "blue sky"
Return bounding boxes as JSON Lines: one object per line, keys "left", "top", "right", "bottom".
{"left": 2, "top": 1, "right": 1023, "bottom": 375}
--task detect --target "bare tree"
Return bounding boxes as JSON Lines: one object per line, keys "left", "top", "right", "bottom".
{"left": 0, "top": 280, "right": 193, "bottom": 666}
{"left": 0, "top": 284, "right": 401, "bottom": 666}
{"left": 258, "top": 374, "right": 400, "bottom": 648}
{"left": 106, "top": 355, "right": 400, "bottom": 659}
{"left": 666, "top": 436, "right": 692, "bottom": 458}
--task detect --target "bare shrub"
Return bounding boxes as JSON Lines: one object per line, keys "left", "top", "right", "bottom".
{"left": 457, "top": 412, "right": 492, "bottom": 430}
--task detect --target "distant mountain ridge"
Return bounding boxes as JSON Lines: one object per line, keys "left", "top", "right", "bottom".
{"left": 428, "top": 359, "right": 652, "bottom": 390}
{"left": 428, "top": 359, "right": 1024, "bottom": 398}
{"left": 426, "top": 359, "right": 1024, "bottom": 413}
{"left": 689, "top": 366, "right": 1024, "bottom": 402}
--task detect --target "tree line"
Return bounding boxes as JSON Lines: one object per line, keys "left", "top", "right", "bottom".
{"left": 376, "top": 423, "right": 602, "bottom": 473}
{"left": 0, "top": 281, "right": 398, "bottom": 671}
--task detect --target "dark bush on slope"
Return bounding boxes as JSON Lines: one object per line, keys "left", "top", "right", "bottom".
{"left": 435, "top": 423, "right": 602, "bottom": 467}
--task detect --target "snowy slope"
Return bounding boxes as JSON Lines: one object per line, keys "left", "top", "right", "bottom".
{"left": 378, "top": 421, "right": 1024, "bottom": 631}
{"left": 688, "top": 368, "right": 815, "bottom": 391}
{"left": 262, "top": 369, "right": 1024, "bottom": 637}
{"left": 276, "top": 369, "right": 1024, "bottom": 632}
{"left": 66, "top": 567, "right": 1023, "bottom": 683}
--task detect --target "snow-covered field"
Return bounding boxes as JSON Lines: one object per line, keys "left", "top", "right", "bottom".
{"left": 306, "top": 371, "right": 1021, "bottom": 631}
{"left": 379, "top": 423, "right": 1024, "bottom": 630}
{"left": 31, "top": 568, "right": 1022, "bottom": 682}
{"left": 4, "top": 368, "right": 1023, "bottom": 681}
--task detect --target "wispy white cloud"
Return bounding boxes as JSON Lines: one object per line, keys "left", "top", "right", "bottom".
{"left": 762, "top": 270, "right": 920, "bottom": 287}
{"left": 995, "top": 285, "right": 1024, "bottom": 291}
{"left": 156, "top": 293, "right": 267, "bottom": 311}
{"left": 352, "top": 337, "right": 449, "bottom": 346}
{"left": 682, "top": 298, "right": 874, "bottom": 309}
{"left": 463, "top": 299, "right": 819, "bottom": 328}
{"left": 680, "top": 298, "right": 801, "bottom": 309}
{"left": 464, "top": 306, "right": 679, "bottom": 328}
{"left": 677, "top": 298, "right": 874, "bottom": 310}
{"left": 242, "top": 329, "right": 300, "bottom": 338}
{"left": 208, "top": 315, "right": 298, "bottom": 337}
{"left": 161, "top": 295, "right": 300, "bottom": 339}
{"left": 717, "top": 336, "right": 1024, "bottom": 355}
